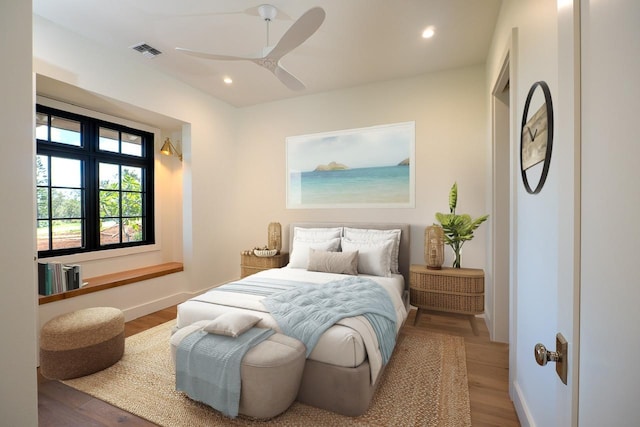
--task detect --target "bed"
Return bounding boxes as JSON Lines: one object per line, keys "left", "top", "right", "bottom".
{"left": 175, "top": 222, "right": 410, "bottom": 416}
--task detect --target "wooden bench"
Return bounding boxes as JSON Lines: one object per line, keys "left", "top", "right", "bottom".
{"left": 38, "top": 262, "right": 183, "bottom": 305}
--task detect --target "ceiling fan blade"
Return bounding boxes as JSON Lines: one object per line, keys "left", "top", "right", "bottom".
{"left": 273, "top": 63, "right": 306, "bottom": 91}
{"left": 267, "top": 7, "right": 325, "bottom": 60}
{"left": 171, "top": 6, "right": 292, "bottom": 20}
{"left": 175, "top": 47, "right": 256, "bottom": 61}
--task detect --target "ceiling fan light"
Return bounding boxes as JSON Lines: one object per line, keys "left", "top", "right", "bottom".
{"left": 258, "top": 4, "right": 278, "bottom": 21}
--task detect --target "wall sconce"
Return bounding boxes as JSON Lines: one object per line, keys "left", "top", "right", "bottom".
{"left": 160, "top": 137, "right": 182, "bottom": 161}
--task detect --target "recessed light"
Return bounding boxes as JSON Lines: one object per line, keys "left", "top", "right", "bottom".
{"left": 223, "top": 77, "right": 233, "bottom": 85}
{"left": 422, "top": 26, "right": 435, "bottom": 39}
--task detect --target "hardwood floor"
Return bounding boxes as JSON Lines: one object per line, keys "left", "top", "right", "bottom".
{"left": 38, "top": 306, "right": 519, "bottom": 426}
{"left": 408, "top": 310, "right": 520, "bottom": 426}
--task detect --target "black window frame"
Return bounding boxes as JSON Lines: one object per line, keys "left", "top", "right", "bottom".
{"left": 36, "top": 104, "right": 155, "bottom": 258}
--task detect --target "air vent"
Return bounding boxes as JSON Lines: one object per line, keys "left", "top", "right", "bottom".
{"left": 131, "top": 43, "right": 162, "bottom": 58}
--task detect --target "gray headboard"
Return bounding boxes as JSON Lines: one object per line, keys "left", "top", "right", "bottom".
{"left": 288, "top": 222, "right": 411, "bottom": 289}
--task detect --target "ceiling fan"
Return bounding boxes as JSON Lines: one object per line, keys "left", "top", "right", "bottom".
{"left": 176, "top": 4, "right": 325, "bottom": 91}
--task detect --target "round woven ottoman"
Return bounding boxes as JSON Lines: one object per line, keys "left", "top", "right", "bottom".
{"left": 40, "top": 307, "right": 125, "bottom": 380}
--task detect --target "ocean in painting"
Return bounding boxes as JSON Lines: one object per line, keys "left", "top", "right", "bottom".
{"left": 289, "top": 165, "right": 410, "bottom": 205}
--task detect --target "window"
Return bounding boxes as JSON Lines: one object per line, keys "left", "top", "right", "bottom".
{"left": 36, "top": 105, "right": 155, "bottom": 257}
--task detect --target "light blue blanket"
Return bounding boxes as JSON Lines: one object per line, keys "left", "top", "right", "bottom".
{"left": 207, "top": 277, "right": 313, "bottom": 297}
{"left": 262, "top": 276, "right": 397, "bottom": 364}
{"left": 175, "top": 327, "right": 275, "bottom": 418}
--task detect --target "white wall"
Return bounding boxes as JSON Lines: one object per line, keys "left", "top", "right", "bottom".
{"left": 0, "top": 2, "right": 39, "bottom": 425}
{"left": 234, "top": 65, "right": 489, "bottom": 270}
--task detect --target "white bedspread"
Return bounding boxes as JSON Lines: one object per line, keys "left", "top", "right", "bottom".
{"left": 176, "top": 267, "right": 408, "bottom": 383}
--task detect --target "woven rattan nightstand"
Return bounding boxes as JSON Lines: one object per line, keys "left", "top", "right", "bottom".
{"left": 240, "top": 253, "right": 289, "bottom": 278}
{"left": 409, "top": 264, "right": 484, "bottom": 335}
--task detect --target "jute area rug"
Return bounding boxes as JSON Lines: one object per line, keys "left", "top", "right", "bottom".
{"left": 63, "top": 321, "right": 471, "bottom": 426}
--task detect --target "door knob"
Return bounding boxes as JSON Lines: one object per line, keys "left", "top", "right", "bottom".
{"left": 534, "top": 343, "right": 560, "bottom": 366}
{"left": 533, "top": 333, "right": 568, "bottom": 384}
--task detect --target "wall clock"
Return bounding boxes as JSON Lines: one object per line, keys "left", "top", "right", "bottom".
{"left": 520, "top": 81, "right": 554, "bottom": 194}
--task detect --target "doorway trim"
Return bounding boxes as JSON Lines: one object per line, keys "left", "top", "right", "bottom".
{"left": 490, "top": 46, "right": 512, "bottom": 344}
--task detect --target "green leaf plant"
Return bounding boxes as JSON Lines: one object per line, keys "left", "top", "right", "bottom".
{"left": 435, "top": 182, "right": 489, "bottom": 268}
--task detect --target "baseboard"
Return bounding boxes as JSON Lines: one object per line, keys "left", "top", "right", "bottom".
{"left": 511, "top": 380, "right": 533, "bottom": 427}
{"left": 483, "top": 309, "right": 495, "bottom": 341}
{"left": 121, "top": 284, "right": 225, "bottom": 321}
{"left": 122, "top": 292, "right": 191, "bottom": 321}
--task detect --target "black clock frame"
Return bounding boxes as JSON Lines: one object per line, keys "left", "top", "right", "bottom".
{"left": 520, "top": 80, "right": 554, "bottom": 194}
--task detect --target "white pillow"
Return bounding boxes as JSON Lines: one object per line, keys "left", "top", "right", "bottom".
{"left": 341, "top": 237, "right": 394, "bottom": 277}
{"left": 307, "top": 248, "right": 359, "bottom": 275}
{"left": 294, "top": 226, "right": 342, "bottom": 241}
{"left": 343, "top": 228, "right": 402, "bottom": 274}
{"left": 202, "top": 312, "right": 262, "bottom": 337}
{"left": 288, "top": 237, "right": 341, "bottom": 269}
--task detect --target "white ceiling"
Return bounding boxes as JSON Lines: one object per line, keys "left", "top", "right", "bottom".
{"left": 33, "top": 0, "right": 502, "bottom": 108}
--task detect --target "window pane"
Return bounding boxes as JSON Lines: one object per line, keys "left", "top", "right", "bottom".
{"left": 121, "top": 133, "right": 142, "bottom": 157}
{"left": 51, "top": 219, "right": 82, "bottom": 250}
{"left": 51, "top": 116, "right": 81, "bottom": 146}
{"left": 122, "top": 166, "right": 142, "bottom": 191}
{"left": 51, "top": 188, "right": 82, "bottom": 218}
{"left": 122, "top": 192, "right": 142, "bottom": 216}
{"left": 99, "top": 163, "right": 119, "bottom": 189}
{"left": 123, "top": 218, "right": 143, "bottom": 242}
{"left": 51, "top": 157, "right": 81, "bottom": 188}
{"left": 36, "top": 155, "right": 49, "bottom": 185}
{"left": 37, "top": 220, "right": 49, "bottom": 251}
{"left": 37, "top": 188, "right": 49, "bottom": 219}
{"left": 99, "top": 127, "right": 119, "bottom": 153}
{"left": 99, "top": 190, "right": 120, "bottom": 217}
{"left": 100, "top": 219, "right": 120, "bottom": 245}
{"left": 36, "top": 113, "right": 48, "bottom": 140}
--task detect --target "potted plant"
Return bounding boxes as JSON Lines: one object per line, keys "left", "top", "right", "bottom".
{"left": 435, "top": 183, "right": 488, "bottom": 268}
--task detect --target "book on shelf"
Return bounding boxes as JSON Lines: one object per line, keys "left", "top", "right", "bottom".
{"left": 37, "top": 262, "right": 82, "bottom": 296}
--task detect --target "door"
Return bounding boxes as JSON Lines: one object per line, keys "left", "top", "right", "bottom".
{"left": 509, "top": 1, "right": 580, "bottom": 425}
{"left": 579, "top": 0, "right": 640, "bottom": 424}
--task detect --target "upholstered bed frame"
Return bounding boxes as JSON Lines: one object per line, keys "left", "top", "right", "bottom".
{"left": 288, "top": 222, "right": 410, "bottom": 416}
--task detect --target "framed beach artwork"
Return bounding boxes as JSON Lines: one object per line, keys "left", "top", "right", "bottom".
{"left": 286, "top": 121, "right": 415, "bottom": 209}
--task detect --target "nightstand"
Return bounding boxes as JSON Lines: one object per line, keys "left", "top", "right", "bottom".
{"left": 240, "top": 253, "right": 289, "bottom": 278}
{"left": 409, "top": 264, "right": 484, "bottom": 335}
